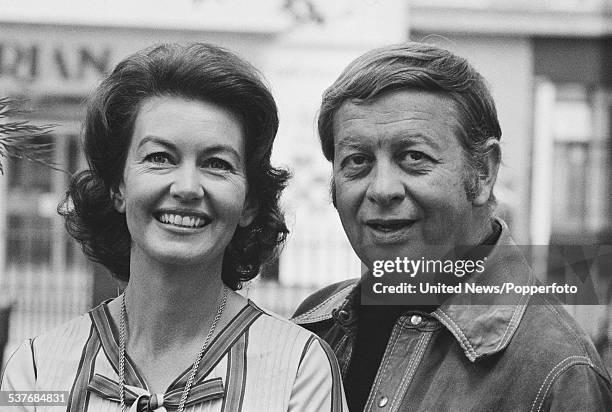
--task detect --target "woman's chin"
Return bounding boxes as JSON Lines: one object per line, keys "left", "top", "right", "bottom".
{"left": 132, "top": 245, "right": 224, "bottom": 274}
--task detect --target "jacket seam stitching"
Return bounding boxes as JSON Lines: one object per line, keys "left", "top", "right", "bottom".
{"left": 435, "top": 309, "right": 477, "bottom": 361}
{"left": 545, "top": 300, "right": 610, "bottom": 380}
{"left": 292, "top": 284, "right": 355, "bottom": 323}
{"left": 364, "top": 322, "right": 403, "bottom": 411}
{"left": 495, "top": 294, "right": 529, "bottom": 351}
{"left": 389, "top": 331, "right": 433, "bottom": 411}
{"left": 529, "top": 356, "right": 592, "bottom": 412}
{"left": 494, "top": 304, "right": 520, "bottom": 352}
{"left": 544, "top": 298, "right": 589, "bottom": 355}
{"left": 334, "top": 334, "right": 351, "bottom": 379}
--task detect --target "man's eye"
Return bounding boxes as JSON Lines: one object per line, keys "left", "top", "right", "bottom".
{"left": 409, "top": 151, "right": 423, "bottom": 160}
{"left": 403, "top": 151, "right": 428, "bottom": 162}
{"left": 344, "top": 154, "right": 371, "bottom": 168}
{"left": 204, "top": 158, "right": 233, "bottom": 171}
{"left": 145, "top": 152, "right": 173, "bottom": 164}
{"left": 399, "top": 150, "right": 438, "bottom": 173}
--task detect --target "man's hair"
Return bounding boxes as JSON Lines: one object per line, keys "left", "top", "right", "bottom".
{"left": 59, "top": 43, "right": 289, "bottom": 289}
{"left": 318, "top": 41, "right": 501, "bottom": 202}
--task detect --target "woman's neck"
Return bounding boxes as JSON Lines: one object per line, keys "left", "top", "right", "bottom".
{"left": 122, "top": 254, "right": 225, "bottom": 356}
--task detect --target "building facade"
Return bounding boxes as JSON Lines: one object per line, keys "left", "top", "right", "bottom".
{"left": 0, "top": 0, "right": 407, "bottom": 362}
{"left": 2, "top": 0, "right": 611, "bottom": 368}
{"left": 410, "top": 0, "right": 612, "bottom": 349}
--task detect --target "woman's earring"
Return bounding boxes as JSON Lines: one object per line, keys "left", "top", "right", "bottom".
{"left": 112, "top": 190, "right": 126, "bottom": 213}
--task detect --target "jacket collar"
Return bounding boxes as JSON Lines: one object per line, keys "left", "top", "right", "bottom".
{"left": 291, "top": 278, "right": 359, "bottom": 324}
{"left": 432, "top": 218, "right": 534, "bottom": 362}
{"left": 293, "top": 218, "right": 533, "bottom": 363}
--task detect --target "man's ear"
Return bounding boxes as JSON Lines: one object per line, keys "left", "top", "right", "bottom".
{"left": 238, "top": 197, "right": 258, "bottom": 227}
{"left": 472, "top": 138, "right": 501, "bottom": 207}
{"left": 330, "top": 178, "right": 337, "bottom": 209}
{"left": 112, "top": 183, "right": 126, "bottom": 214}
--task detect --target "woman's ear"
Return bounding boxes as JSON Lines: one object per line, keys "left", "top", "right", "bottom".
{"left": 472, "top": 138, "right": 501, "bottom": 207}
{"left": 112, "top": 183, "right": 126, "bottom": 213}
{"left": 238, "top": 197, "right": 258, "bottom": 228}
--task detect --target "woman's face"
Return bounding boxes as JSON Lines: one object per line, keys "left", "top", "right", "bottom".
{"left": 114, "top": 96, "right": 256, "bottom": 270}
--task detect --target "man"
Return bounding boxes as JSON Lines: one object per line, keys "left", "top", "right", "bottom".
{"left": 292, "top": 42, "right": 612, "bottom": 411}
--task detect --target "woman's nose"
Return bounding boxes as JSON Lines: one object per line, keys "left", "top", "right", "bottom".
{"left": 169, "top": 164, "right": 204, "bottom": 201}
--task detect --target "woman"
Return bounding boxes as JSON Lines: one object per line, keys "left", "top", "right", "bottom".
{"left": 1, "top": 43, "right": 345, "bottom": 411}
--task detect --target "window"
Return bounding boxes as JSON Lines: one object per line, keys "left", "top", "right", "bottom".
{"left": 3, "top": 120, "right": 92, "bottom": 349}
{"left": 550, "top": 85, "right": 609, "bottom": 235}
{"left": 6, "top": 131, "right": 83, "bottom": 270}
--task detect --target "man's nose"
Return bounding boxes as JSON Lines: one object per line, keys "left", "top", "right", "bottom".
{"left": 365, "top": 160, "right": 405, "bottom": 206}
{"left": 170, "top": 164, "right": 204, "bottom": 201}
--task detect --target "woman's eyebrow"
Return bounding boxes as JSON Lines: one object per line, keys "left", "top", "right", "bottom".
{"left": 137, "top": 137, "right": 242, "bottom": 162}
{"left": 201, "top": 144, "right": 241, "bottom": 160}
{"left": 137, "top": 136, "right": 175, "bottom": 150}
{"left": 138, "top": 136, "right": 240, "bottom": 158}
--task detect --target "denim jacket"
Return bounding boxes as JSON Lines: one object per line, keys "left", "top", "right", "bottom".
{"left": 292, "top": 220, "right": 612, "bottom": 411}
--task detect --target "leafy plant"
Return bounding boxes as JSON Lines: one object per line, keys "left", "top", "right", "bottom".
{"left": 0, "top": 97, "right": 59, "bottom": 174}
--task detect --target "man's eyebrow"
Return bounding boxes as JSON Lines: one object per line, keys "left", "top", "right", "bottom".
{"left": 335, "top": 135, "right": 369, "bottom": 150}
{"left": 392, "top": 133, "right": 442, "bottom": 151}
{"left": 336, "top": 133, "right": 442, "bottom": 151}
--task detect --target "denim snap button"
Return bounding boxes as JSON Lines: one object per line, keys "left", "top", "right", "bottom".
{"left": 378, "top": 396, "right": 388, "bottom": 407}
{"left": 410, "top": 315, "right": 422, "bottom": 326}
{"left": 337, "top": 310, "right": 350, "bottom": 321}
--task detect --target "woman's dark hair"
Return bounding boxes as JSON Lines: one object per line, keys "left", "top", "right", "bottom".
{"left": 59, "top": 43, "right": 289, "bottom": 290}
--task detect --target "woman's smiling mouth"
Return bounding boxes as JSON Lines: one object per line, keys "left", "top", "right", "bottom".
{"left": 155, "top": 212, "right": 209, "bottom": 229}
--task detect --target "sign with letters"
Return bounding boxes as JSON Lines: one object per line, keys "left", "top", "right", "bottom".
{"left": 0, "top": 40, "right": 111, "bottom": 94}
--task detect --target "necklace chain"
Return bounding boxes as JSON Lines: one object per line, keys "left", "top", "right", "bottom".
{"left": 119, "top": 286, "right": 229, "bottom": 412}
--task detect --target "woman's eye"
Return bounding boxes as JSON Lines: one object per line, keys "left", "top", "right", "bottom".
{"left": 145, "top": 152, "right": 173, "bottom": 164}
{"left": 204, "top": 158, "right": 233, "bottom": 171}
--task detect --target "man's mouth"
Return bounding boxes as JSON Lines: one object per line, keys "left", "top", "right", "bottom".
{"left": 366, "top": 219, "right": 416, "bottom": 232}
{"left": 155, "top": 212, "right": 209, "bottom": 229}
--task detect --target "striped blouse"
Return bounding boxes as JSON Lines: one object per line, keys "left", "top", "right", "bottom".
{"left": 1, "top": 301, "right": 345, "bottom": 411}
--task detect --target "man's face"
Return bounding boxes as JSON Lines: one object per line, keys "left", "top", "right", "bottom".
{"left": 332, "top": 89, "right": 483, "bottom": 269}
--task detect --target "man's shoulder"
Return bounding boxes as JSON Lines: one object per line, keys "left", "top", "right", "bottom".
{"left": 499, "top": 295, "right": 612, "bottom": 410}
{"left": 291, "top": 278, "right": 358, "bottom": 324}
{"left": 513, "top": 294, "right": 610, "bottom": 381}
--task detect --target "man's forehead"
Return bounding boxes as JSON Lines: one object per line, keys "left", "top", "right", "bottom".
{"left": 332, "top": 90, "right": 460, "bottom": 149}
{"left": 335, "top": 132, "right": 443, "bottom": 152}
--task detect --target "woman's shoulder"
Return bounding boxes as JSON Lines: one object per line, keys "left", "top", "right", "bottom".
{"left": 246, "top": 300, "right": 331, "bottom": 352}
{"left": 241, "top": 301, "right": 346, "bottom": 411}
{"left": 1, "top": 312, "right": 95, "bottom": 391}
{"left": 32, "top": 311, "right": 93, "bottom": 352}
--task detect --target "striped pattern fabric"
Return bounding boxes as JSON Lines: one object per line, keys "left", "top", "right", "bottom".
{"left": 1, "top": 301, "right": 346, "bottom": 411}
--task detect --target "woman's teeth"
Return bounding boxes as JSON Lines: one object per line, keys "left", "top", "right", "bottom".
{"left": 158, "top": 213, "right": 205, "bottom": 228}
